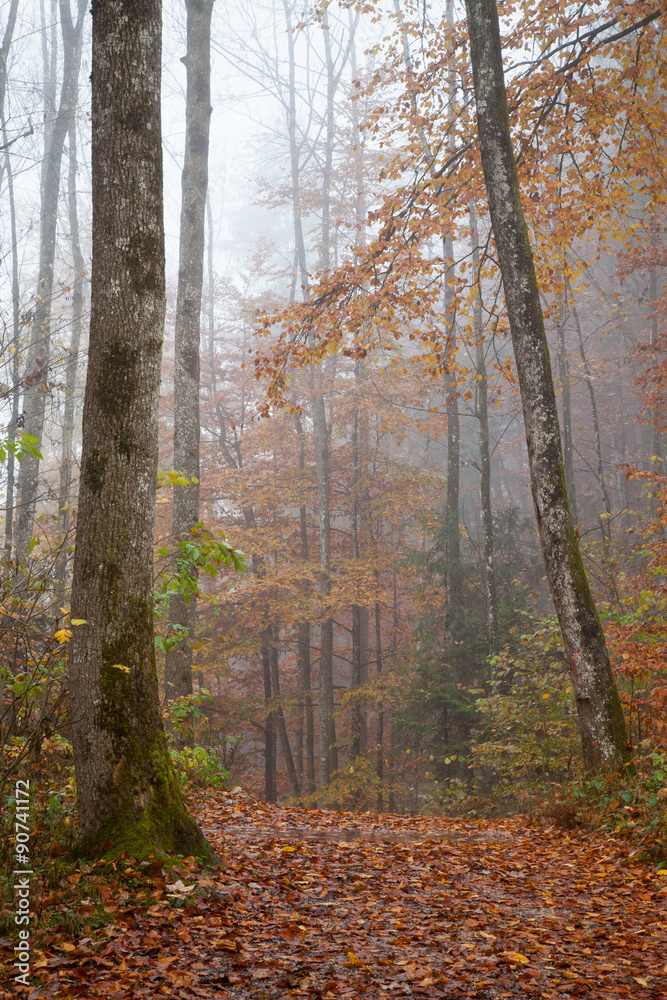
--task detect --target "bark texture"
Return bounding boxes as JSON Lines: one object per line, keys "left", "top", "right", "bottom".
{"left": 69, "top": 0, "right": 214, "bottom": 860}
{"left": 165, "top": 0, "right": 213, "bottom": 702}
{"left": 465, "top": 0, "right": 631, "bottom": 771}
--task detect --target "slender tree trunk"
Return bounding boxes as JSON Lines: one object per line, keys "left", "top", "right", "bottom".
{"left": 55, "top": 115, "right": 85, "bottom": 600}
{"left": 312, "top": 391, "right": 337, "bottom": 784}
{"left": 16, "top": 0, "right": 87, "bottom": 557}
{"left": 444, "top": 231, "right": 462, "bottom": 636}
{"left": 351, "top": 404, "right": 362, "bottom": 759}
{"left": 570, "top": 294, "right": 612, "bottom": 545}
{"left": 556, "top": 295, "right": 577, "bottom": 520}
{"left": 470, "top": 201, "right": 499, "bottom": 652}
{"left": 465, "top": 0, "right": 631, "bottom": 771}
{"left": 269, "top": 626, "right": 300, "bottom": 797}
{"left": 649, "top": 260, "right": 665, "bottom": 474}
{"left": 262, "top": 637, "right": 276, "bottom": 804}
{"left": 374, "top": 592, "right": 384, "bottom": 812}
{"left": 294, "top": 412, "right": 316, "bottom": 792}
{"left": 165, "top": 0, "right": 213, "bottom": 703}
{"left": 69, "top": 0, "right": 214, "bottom": 859}
{"left": 1, "top": 0, "right": 21, "bottom": 556}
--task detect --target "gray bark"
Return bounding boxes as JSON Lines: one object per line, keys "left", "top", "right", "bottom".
{"left": 165, "top": 0, "right": 214, "bottom": 703}
{"left": 16, "top": 0, "right": 87, "bottom": 557}
{"left": 55, "top": 115, "right": 85, "bottom": 599}
{"left": 470, "top": 201, "right": 499, "bottom": 652}
{"left": 1, "top": 0, "right": 21, "bottom": 556}
{"left": 69, "top": 0, "right": 213, "bottom": 859}
{"left": 465, "top": 0, "right": 631, "bottom": 771}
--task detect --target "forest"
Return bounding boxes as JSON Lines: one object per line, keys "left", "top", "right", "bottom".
{"left": 1, "top": 0, "right": 667, "bottom": 997}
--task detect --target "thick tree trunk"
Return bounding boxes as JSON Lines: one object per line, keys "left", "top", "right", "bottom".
{"left": 465, "top": 0, "right": 631, "bottom": 771}
{"left": 470, "top": 201, "right": 499, "bottom": 652}
{"left": 165, "top": 0, "right": 213, "bottom": 703}
{"left": 55, "top": 116, "right": 85, "bottom": 600}
{"left": 69, "top": 0, "right": 214, "bottom": 860}
{"left": 16, "top": 0, "right": 87, "bottom": 557}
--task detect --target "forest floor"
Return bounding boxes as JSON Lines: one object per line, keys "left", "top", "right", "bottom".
{"left": 2, "top": 787, "right": 667, "bottom": 1000}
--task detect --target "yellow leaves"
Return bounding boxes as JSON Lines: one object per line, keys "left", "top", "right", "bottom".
{"left": 347, "top": 950, "right": 362, "bottom": 966}
{"left": 111, "top": 664, "right": 131, "bottom": 674}
{"left": 504, "top": 950, "right": 530, "bottom": 965}
{"left": 55, "top": 619, "right": 86, "bottom": 642}
{"left": 157, "top": 469, "right": 199, "bottom": 489}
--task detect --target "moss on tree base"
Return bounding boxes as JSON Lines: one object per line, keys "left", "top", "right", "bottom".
{"left": 74, "top": 748, "right": 218, "bottom": 866}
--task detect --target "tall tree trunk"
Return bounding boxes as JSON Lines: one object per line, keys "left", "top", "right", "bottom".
{"left": 312, "top": 6, "right": 338, "bottom": 786}
{"left": 465, "top": 0, "right": 631, "bottom": 771}
{"left": 1, "top": 0, "right": 21, "bottom": 556}
{"left": 55, "top": 115, "right": 85, "bottom": 600}
{"left": 312, "top": 391, "right": 337, "bottom": 784}
{"left": 374, "top": 592, "right": 384, "bottom": 812}
{"left": 69, "top": 0, "right": 214, "bottom": 860}
{"left": 16, "top": 0, "right": 87, "bottom": 557}
{"left": 165, "top": 0, "right": 214, "bottom": 704}
{"left": 470, "top": 200, "right": 499, "bottom": 652}
{"left": 351, "top": 403, "right": 363, "bottom": 759}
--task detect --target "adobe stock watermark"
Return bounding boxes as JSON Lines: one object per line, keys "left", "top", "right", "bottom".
{"left": 13, "top": 778, "right": 33, "bottom": 987}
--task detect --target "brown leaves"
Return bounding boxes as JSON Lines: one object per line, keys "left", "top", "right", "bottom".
{"left": 9, "top": 788, "right": 667, "bottom": 1000}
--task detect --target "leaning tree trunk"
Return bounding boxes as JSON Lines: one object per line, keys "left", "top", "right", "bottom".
{"left": 465, "top": 0, "right": 631, "bottom": 771}
{"left": 165, "top": 0, "right": 214, "bottom": 704}
{"left": 69, "top": 0, "right": 214, "bottom": 860}
{"left": 16, "top": 0, "right": 87, "bottom": 557}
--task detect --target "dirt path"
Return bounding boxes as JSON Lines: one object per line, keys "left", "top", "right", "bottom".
{"left": 4, "top": 789, "right": 666, "bottom": 999}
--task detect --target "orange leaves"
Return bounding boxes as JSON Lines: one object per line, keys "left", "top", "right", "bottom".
{"left": 29, "top": 786, "right": 667, "bottom": 1000}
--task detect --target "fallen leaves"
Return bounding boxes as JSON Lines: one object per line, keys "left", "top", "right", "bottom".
{"left": 2, "top": 789, "right": 666, "bottom": 999}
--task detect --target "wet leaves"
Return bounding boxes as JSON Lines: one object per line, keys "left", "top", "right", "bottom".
{"left": 2, "top": 789, "right": 666, "bottom": 998}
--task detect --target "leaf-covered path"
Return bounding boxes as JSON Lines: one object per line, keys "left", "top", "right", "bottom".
{"left": 6, "top": 789, "right": 667, "bottom": 999}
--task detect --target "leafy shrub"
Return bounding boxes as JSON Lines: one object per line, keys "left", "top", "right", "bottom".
{"left": 568, "top": 748, "right": 667, "bottom": 865}
{"left": 169, "top": 745, "right": 230, "bottom": 792}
